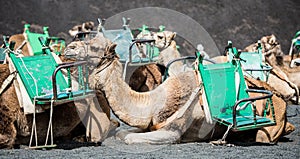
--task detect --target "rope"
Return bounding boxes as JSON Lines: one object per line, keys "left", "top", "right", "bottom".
{"left": 29, "top": 97, "right": 38, "bottom": 148}
{"left": 45, "top": 98, "right": 54, "bottom": 146}
{"left": 0, "top": 71, "right": 17, "bottom": 95}
{"left": 210, "top": 124, "right": 233, "bottom": 145}
{"left": 16, "top": 40, "right": 27, "bottom": 51}
{"left": 221, "top": 124, "right": 233, "bottom": 141}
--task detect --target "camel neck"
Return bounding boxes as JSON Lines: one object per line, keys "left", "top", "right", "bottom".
{"left": 95, "top": 60, "right": 166, "bottom": 129}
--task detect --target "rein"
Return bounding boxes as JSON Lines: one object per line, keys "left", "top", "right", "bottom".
{"left": 95, "top": 53, "right": 117, "bottom": 74}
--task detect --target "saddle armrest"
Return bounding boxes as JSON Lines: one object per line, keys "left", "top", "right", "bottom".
{"left": 232, "top": 89, "right": 273, "bottom": 129}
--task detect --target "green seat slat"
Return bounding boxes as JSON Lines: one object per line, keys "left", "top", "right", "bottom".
{"left": 36, "top": 89, "right": 94, "bottom": 101}
{"left": 217, "top": 115, "right": 273, "bottom": 127}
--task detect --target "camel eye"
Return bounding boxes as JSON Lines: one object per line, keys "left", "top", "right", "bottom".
{"left": 69, "top": 45, "right": 76, "bottom": 49}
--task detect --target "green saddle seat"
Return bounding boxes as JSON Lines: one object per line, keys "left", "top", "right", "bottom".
{"left": 196, "top": 48, "right": 276, "bottom": 131}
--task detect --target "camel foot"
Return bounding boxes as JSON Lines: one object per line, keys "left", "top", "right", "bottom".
{"left": 122, "top": 130, "right": 180, "bottom": 145}
{"left": 116, "top": 128, "right": 145, "bottom": 141}
{"left": 283, "top": 122, "right": 295, "bottom": 136}
{"left": 209, "top": 139, "right": 235, "bottom": 147}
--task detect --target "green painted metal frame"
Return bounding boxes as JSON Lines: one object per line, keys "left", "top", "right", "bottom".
{"left": 0, "top": 48, "right": 6, "bottom": 64}
{"left": 196, "top": 48, "right": 276, "bottom": 131}
{"left": 0, "top": 36, "right": 14, "bottom": 63}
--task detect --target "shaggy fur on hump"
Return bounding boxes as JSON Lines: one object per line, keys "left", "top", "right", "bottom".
{"left": 0, "top": 64, "right": 29, "bottom": 148}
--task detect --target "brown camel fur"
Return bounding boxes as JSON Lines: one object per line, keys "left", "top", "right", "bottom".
{"left": 0, "top": 64, "right": 29, "bottom": 148}
{"left": 68, "top": 21, "right": 95, "bottom": 37}
{"left": 245, "top": 76, "right": 295, "bottom": 142}
{"left": 90, "top": 42, "right": 216, "bottom": 144}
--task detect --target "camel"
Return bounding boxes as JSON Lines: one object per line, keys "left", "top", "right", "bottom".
{"left": 145, "top": 34, "right": 296, "bottom": 144}
{"left": 244, "top": 35, "right": 300, "bottom": 103}
{"left": 90, "top": 42, "right": 216, "bottom": 144}
{"left": 0, "top": 32, "right": 118, "bottom": 148}
{"left": 74, "top": 34, "right": 294, "bottom": 144}
{"left": 195, "top": 36, "right": 299, "bottom": 103}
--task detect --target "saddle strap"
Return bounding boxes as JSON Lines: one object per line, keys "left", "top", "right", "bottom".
{"left": 0, "top": 71, "right": 17, "bottom": 95}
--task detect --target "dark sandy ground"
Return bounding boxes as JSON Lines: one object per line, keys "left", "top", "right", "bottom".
{"left": 0, "top": 105, "right": 299, "bottom": 159}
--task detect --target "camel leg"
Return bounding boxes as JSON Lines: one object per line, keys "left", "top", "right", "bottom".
{"left": 78, "top": 97, "right": 112, "bottom": 143}
{"left": 115, "top": 128, "right": 145, "bottom": 141}
{"left": 123, "top": 130, "right": 181, "bottom": 144}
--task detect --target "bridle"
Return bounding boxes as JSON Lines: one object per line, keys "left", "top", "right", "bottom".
{"left": 94, "top": 51, "right": 118, "bottom": 74}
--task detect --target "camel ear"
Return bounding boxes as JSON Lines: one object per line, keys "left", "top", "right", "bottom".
{"left": 105, "top": 43, "right": 117, "bottom": 55}
{"left": 269, "top": 34, "right": 277, "bottom": 45}
{"left": 109, "top": 43, "right": 117, "bottom": 53}
{"left": 170, "top": 32, "right": 176, "bottom": 40}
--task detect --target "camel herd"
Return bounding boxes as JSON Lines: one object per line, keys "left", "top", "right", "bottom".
{"left": 0, "top": 21, "right": 298, "bottom": 148}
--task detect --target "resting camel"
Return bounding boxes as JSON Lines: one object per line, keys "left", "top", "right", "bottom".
{"left": 196, "top": 35, "right": 299, "bottom": 103}
{"left": 244, "top": 35, "right": 300, "bottom": 103}
{"left": 74, "top": 34, "right": 294, "bottom": 144}
{"left": 147, "top": 32, "right": 296, "bottom": 144}
{"left": 0, "top": 32, "right": 118, "bottom": 148}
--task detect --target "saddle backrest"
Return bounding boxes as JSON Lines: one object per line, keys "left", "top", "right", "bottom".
{"left": 24, "top": 24, "right": 49, "bottom": 55}
{"left": 198, "top": 55, "right": 252, "bottom": 120}
{"left": 196, "top": 47, "right": 275, "bottom": 131}
{"left": 227, "top": 41, "right": 271, "bottom": 82}
{"left": 9, "top": 52, "right": 68, "bottom": 102}
{"left": 100, "top": 18, "right": 139, "bottom": 62}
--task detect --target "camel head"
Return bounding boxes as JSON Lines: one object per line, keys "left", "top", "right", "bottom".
{"left": 261, "top": 35, "right": 285, "bottom": 66}
{"left": 90, "top": 43, "right": 122, "bottom": 90}
{"left": 64, "top": 33, "right": 112, "bottom": 67}
{"left": 153, "top": 31, "right": 176, "bottom": 49}
{"left": 69, "top": 21, "right": 95, "bottom": 37}
{"left": 244, "top": 34, "right": 284, "bottom": 66}
{"left": 136, "top": 30, "right": 176, "bottom": 49}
